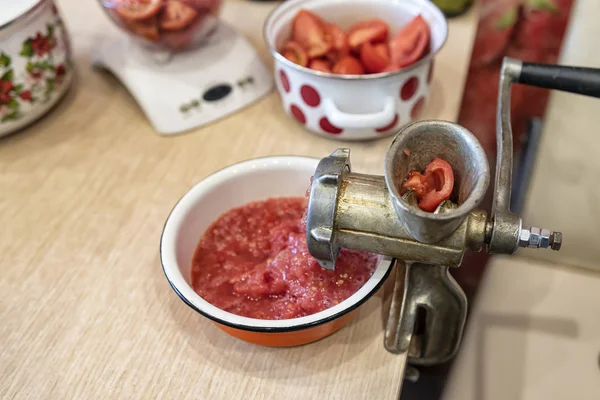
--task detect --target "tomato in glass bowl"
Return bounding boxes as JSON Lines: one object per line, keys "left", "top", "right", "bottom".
{"left": 99, "top": 0, "right": 223, "bottom": 51}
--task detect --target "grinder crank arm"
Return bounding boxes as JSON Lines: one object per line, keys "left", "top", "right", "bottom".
{"left": 488, "top": 56, "right": 600, "bottom": 253}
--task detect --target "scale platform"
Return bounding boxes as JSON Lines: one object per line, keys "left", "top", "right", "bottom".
{"left": 93, "top": 21, "right": 273, "bottom": 135}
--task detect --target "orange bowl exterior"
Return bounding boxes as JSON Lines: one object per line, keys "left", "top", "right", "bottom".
{"left": 213, "top": 310, "right": 357, "bottom": 347}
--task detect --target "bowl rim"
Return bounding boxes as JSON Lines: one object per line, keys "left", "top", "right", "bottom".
{"left": 262, "top": 0, "right": 448, "bottom": 81}
{"left": 160, "top": 155, "right": 394, "bottom": 333}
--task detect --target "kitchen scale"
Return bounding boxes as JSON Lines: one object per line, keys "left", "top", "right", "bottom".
{"left": 93, "top": 21, "right": 273, "bottom": 135}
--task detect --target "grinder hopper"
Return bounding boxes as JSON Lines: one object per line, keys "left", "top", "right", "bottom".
{"left": 306, "top": 57, "right": 600, "bottom": 366}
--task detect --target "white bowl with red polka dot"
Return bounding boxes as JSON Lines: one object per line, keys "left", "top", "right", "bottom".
{"left": 264, "top": 0, "right": 447, "bottom": 141}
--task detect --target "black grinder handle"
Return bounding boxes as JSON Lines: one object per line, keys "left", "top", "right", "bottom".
{"left": 518, "top": 62, "right": 600, "bottom": 99}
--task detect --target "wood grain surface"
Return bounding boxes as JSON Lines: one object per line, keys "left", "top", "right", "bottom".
{"left": 0, "top": 1, "right": 477, "bottom": 398}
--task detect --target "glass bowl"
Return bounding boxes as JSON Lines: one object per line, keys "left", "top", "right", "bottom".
{"left": 99, "top": 0, "right": 223, "bottom": 52}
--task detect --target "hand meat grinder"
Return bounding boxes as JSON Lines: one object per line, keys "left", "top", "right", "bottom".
{"left": 305, "top": 57, "right": 600, "bottom": 366}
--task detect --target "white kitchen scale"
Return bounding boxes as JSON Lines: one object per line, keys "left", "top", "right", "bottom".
{"left": 93, "top": 21, "right": 273, "bottom": 135}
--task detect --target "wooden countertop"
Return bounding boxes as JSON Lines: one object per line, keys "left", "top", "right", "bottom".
{"left": 0, "top": 1, "right": 477, "bottom": 398}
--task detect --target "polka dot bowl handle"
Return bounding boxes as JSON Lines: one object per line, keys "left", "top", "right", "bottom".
{"left": 322, "top": 96, "right": 396, "bottom": 130}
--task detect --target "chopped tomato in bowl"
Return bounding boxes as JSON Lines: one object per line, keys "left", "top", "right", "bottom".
{"left": 100, "top": 0, "right": 223, "bottom": 51}
{"left": 276, "top": 8, "right": 434, "bottom": 76}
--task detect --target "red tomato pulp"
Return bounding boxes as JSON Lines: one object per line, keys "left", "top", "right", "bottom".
{"left": 191, "top": 198, "right": 379, "bottom": 320}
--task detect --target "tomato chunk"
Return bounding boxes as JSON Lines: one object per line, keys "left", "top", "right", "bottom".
{"left": 347, "top": 19, "right": 389, "bottom": 51}
{"left": 324, "top": 23, "right": 349, "bottom": 61}
{"left": 401, "top": 158, "right": 454, "bottom": 212}
{"left": 162, "top": 16, "right": 203, "bottom": 49}
{"left": 382, "top": 63, "right": 401, "bottom": 72}
{"left": 389, "top": 15, "right": 430, "bottom": 68}
{"left": 402, "top": 170, "right": 430, "bottom": 199}
{"left": 282, "top": 41, "right": 309, "bottom": 67}
{"left": 159, "top": 0, "right": 198, "bottom": 31}
{"left": 360, "top": 42, "right": 390, "bottom": 73}
{"left": 113, "top": 0, "right": 162, "bottom": 21}
{"left": 125, "top": 16, "right": 160, "bottom": 41}
{"left": 292, "top": 9, "right": 331, "bottom": 58}
{"left": 279, "top": 10, "right": 431, "bottom": 76}
{"left": 308, "top": 59, "right": 332, "bottom": 73}
{"left": 332, "top": 55, "right": 364, "bottom": 75}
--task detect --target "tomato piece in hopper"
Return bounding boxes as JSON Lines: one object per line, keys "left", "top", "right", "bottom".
{"left": 401, "top": 158, "right": 455, "bottom": 212}
{"left": 191, "top": 198, "right": 379, "bottom": 320}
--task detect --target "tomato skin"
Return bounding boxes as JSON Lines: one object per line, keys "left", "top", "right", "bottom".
{"left": 324, "top": 23, "right": 349, "bottom": 62}
{"left": 282, "top": 41, "right": 309, "bottom": 67}
{"left": 401, "top": 158, "right": 454, "bottom": 212}
{"left": 162, "top": 14, "right": 206, "bottom": 49}
{"left": 332, "top": 55, "right": 364, "bottom": 75}
{"left": 389, "top": 15, "right": 430, "bottom": 68}
{"left": 419, "top": 158, "right": 454, "bottom": 212}
{"left": 382, "top": 63, "right": 400, "bottom": 73}
{"left": 113, "top": 0, "right": 162, "bottom": 21}
{"left": 347, "top": 19, "right": 389, "bottom": 51}
{"left": 181, "top": 0, "right": 220, "bottom": 13}
{"left": 308, "top": 59, "right": 332, "bottom": 73}
{"left": 125, "top": 16, "right": 160, "bottom": 42}
{"left": 159, "top": 0, "right": 198, "bottom": 31}
{"left": 360, "top": 42, "right": 390, "bottom": 73}
{"left": 292, "top": 9, "right": 331, "bottom": 58}
{"left": 402, "top": 170, "right": 430, "bottom": 199}
{"left": 374, "top": 43, "right": 389, "bottom": 59}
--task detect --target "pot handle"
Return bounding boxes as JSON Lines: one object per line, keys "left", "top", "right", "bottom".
{"left": 323, "top": 96, "right": 396, "bottom": 129}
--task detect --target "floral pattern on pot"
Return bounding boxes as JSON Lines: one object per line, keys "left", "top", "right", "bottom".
{"left": 0, "top": 11, "right": 71, "bottom": 124}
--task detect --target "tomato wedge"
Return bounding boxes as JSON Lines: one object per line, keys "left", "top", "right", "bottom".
{"left": 382, "top": 63, "right": 400, "bottom": 73}
{"left": 324, "top": 23, "right": 349, "bottom": 61}
{"left": 162, "top": 15, "right": 204, "bottom": 49}
{"left": 282, "top": 41, "right": 308, "bottom": 67}
{"left": 181, "top": 0, "right": 216, "bottom": 12}
{"left": 332, "top": 55, "right": 364, "bottom": 75}
{"left": 125, "top": 16, "right": 160, "bottom": 41}
{"left": 292, "top": 9, "right": 331, "bottom": 58}
{"left": 347, "top": 19, "right": 389, "bottom": 51}
{"left": 402, "top": 170, "right": 430, "bottom": 198}
{"left": 360, "top": 42, "right": 390, "bottom": 73}
{"left": 159, "top": 0, "right": 198, "bottom": 31}
{"left": 401, "top": 158, "right": 454, "bottom": 212}
{"left": 308, "top": 59, "right": 332, "bottom": 73}
{"left": 389, "top": 15, "right": 430, "bottom": 68}
{"left": 114, "top": 0, "right": 162, "bottom": 21}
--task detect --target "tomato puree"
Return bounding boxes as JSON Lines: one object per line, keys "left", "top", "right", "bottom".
{"left": 191, "top": 197, "right": 379, "bottom": 320}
